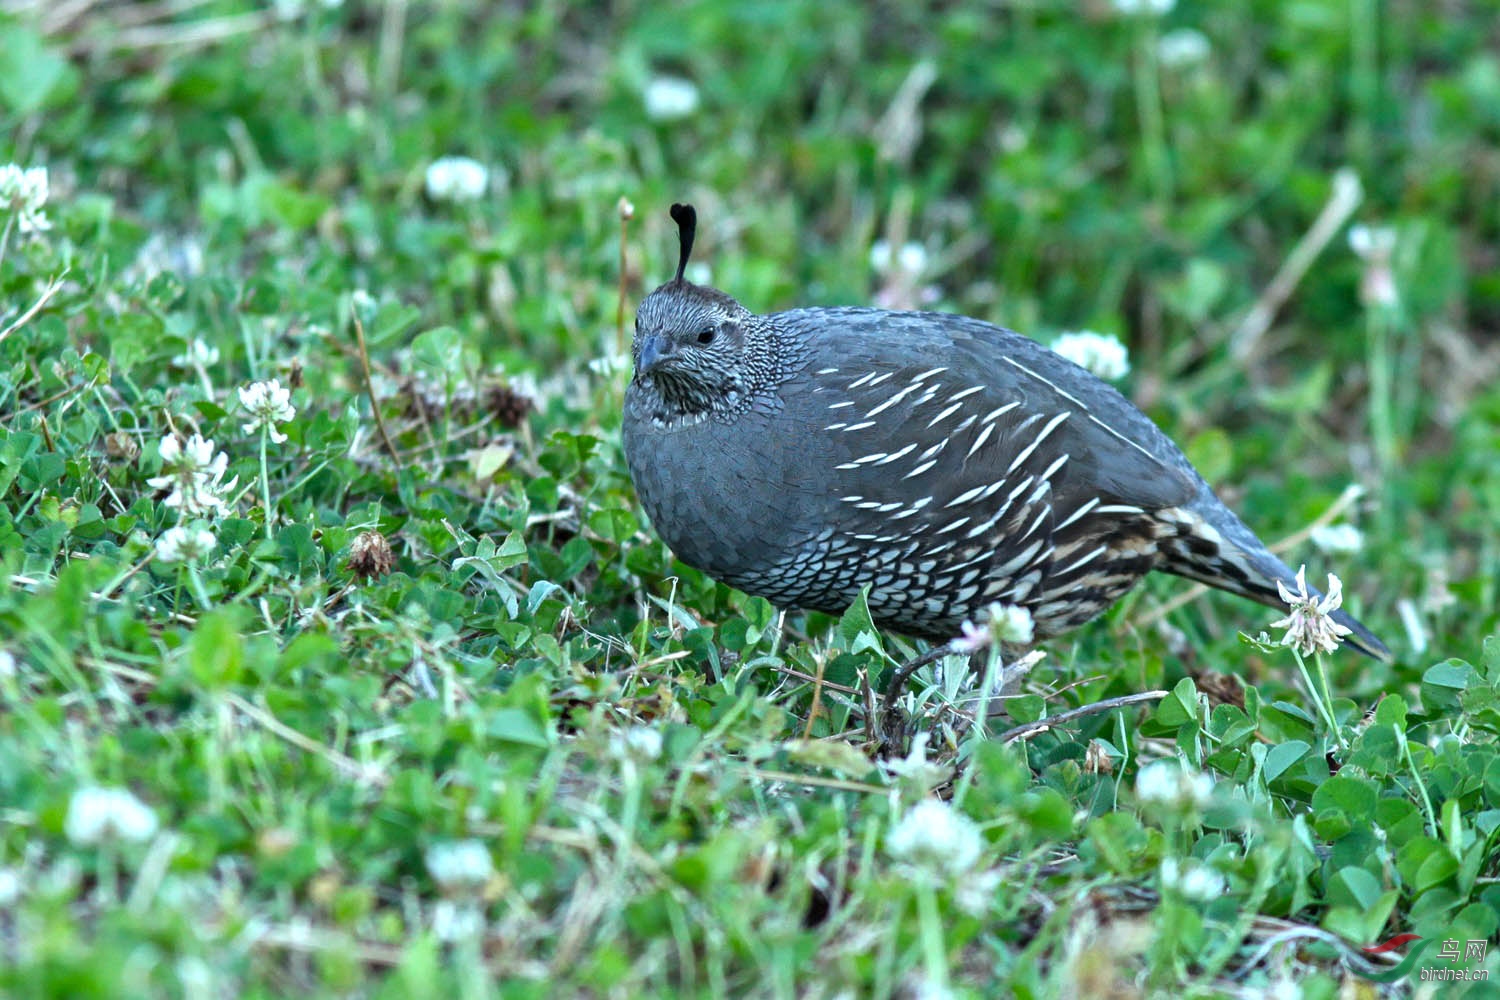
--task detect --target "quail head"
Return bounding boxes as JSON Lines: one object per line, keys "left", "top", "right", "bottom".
{"left": 621, "top": 203, "right": 1388, "bottom": 660}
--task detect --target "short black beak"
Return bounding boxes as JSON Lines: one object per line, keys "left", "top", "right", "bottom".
{"left": 637, "top": 332, "right": 670, "bottom": 372}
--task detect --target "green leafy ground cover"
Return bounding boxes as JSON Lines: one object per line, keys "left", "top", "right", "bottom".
{"left": 2, "top": 1, "right": 1499, "bottom": 996}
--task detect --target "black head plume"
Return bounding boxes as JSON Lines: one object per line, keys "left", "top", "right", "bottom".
{"left": 669, "top": 203, "right": 696, "bottom": 284}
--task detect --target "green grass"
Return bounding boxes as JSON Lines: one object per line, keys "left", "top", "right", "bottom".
{"left": 3, "top": 1, "right": 1500, "bottom": 996}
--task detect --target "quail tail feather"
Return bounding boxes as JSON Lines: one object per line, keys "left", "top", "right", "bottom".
{"left": 1158, "top": 507, "right": 1390, "bottom": 661}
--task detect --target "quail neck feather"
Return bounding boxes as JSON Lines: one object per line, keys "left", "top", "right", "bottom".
{"left": 622, "top": 203, "right": 1389, "bottom": 660}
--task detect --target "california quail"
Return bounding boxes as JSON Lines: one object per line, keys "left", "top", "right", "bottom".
{"left": 622, "top": 204, "right": 1388, "bottom": 660}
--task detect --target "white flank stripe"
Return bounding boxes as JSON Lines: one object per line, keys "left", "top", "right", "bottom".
{"left": 944, "top": 483, "right": 990, "bottom": 508}
{"left": 914, "top": 367, "right": 949, "bottom": 381}
{"left": 904, "top": 459, "right": 938, "bottom": 479}
{"left": 815, "top": 367, "right": 840, "bottom": 375}
{"left": 925, "top": 401, "right": 964, "bottom": 428}
{"left": 863, "top": 381, "right": 924, "bottom": 418}
{"left": 1037, "top": 452, "right": 1069, "bottom": 483}
{"left": 825, "top": 422, "right": 848, "bottom": 431}
{"left": 848, "top": 372, "right": 878, "bottom": 389}
{"left": 1054, "top": 497, "right": 1100, "bottom": 530}
{"left": 867, "top": 371, "right": 895, "bottom": 387}
{"left": 1095, "top": 503, "right": 1145, "bottom": 514}
{"left": 872, "top": 442, "right": 919, "bottom": 466}
{"left": 918, "top": 438, "right": 948, "bottom": 461}
{"left": 843, "top": 420, "right": 876, "bottom": 432}
{"left": 994, "top": 538, "right": 1047, "bottom": 577}
{"left": 966, "top": 422, "right": 997, "bottom": 458}
{"left": 1057, "top": 544, "right": 1106, "bottom": 575}
{"left": 983, "top": 401, "right": 1020, "bottom": 423}
{"left": 1005, "top": 412, "right": 1070, "bottom": 473}
{"left": 828, "top": 400, "right": 855, "bottom": 409}
{"left": 947, "top": 385, "right": 986, "bottom": 402}
{"left": 1017, "top": 503, "right": 1052, "bottom": 541}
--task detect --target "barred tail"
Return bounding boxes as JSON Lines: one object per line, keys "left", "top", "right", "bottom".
{"left": 1157, "top": 505, "right": 1391, "bottom": 662}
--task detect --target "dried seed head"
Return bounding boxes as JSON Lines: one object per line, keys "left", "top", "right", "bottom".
{"left": 104, "top": 432, "right": 140, "bottom": 463}
{"left": 486, "top": 384, "right": 534, "bottom": 428}
{"left": 348, "top": 530, "right": 394, "bottom": 579}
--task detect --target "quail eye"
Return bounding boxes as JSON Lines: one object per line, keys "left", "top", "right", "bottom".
{"left": 697, "top": 327, "right": 716, "bottom": 345}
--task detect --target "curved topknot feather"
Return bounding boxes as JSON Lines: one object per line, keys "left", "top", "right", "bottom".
{"left": 669, "top": 203, "right": 696, "bottom": 284}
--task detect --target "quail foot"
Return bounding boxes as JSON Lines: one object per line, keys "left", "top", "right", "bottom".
{"left": 622, "top": 204, "right": 1388, "bottom": 672}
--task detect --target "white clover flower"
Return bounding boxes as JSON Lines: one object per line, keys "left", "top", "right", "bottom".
{"left": 1348, "top": 224, "right": 1396, "bottom": 260}
{"left": 1157, "top": 28, "right": 1211, "bottom": 67}
{"left": 171, "top": 339, "right": 220, "bottom": 369}
{"left": 610, "top": 726, "right": 663, "bottom": 764}
{"left": 424, "top": 156, "right": 489, "bottom": 203}
{"left": 239, "top": 379, "right": 296, "bottom": 443}
{"left": 1348, "top": 224, "right": 1399, "bottom": 308}
{"left": 1113, "top": 0, "right": 1174, "bottom": 14}
{"left": 1270, "top": 567, "right": 1353, "bottom": 657}
{"left": 431, "top": 899, "right": 485, "bottom": 942}
{"left": 886, "top": 799, "right": 982, "bottom": 880}
{"left": 1309, "top": 523, "right": 1364, "bottom": 556}
{"left": 425, "top": 840, "right": 493, "bottom": 893}
{"left": 0, "top": 164, "right": 51, "bottom": 233}
{"left": 1179, "top": 863, "right": 1226, "bottom": 901}
{"left": 952, "top": 601, "right": 1035, "bottom": 653}
{"left": 869, "top": 240, "right": 928, "bottom": 277}
{"left": 65, "top": 786, "right": 159, "bottom": 845}
{"left": 146, "top": 433, "right": 237, "bottom": 518}
{"left": 643, "top": 75, "right": 700, "bottom": 121}
{"left": 1052, "top": 330, "right": 1131, "bottom": 381}
{"left": 952, "top": 867, "right": 1003, "bottom": 916}
{"left": 1135, "top": 760, "right": 1214, "bottom": 811}
{"left": 154, "top": 525, "right": 217, "bottom": 563}
{"left": 1160, "top": 857, "right": 1226, "bottom": 901}
{"left": 881, "top": 732, "right": 950, "bottom": 792}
